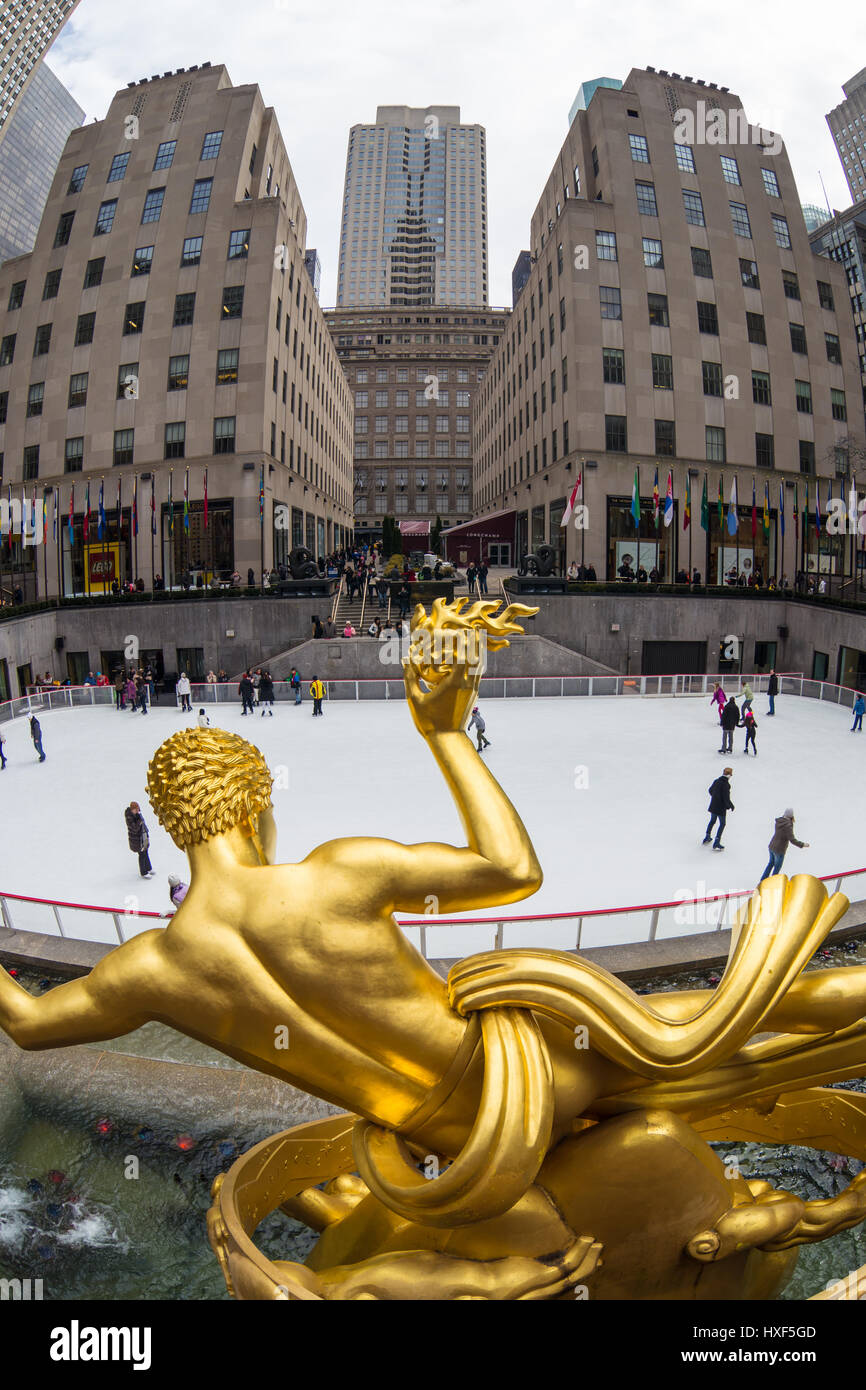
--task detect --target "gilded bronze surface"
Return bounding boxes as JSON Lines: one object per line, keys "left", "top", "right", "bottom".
{"left": 2, "top": 597, "right": 866, "bottom": 1299}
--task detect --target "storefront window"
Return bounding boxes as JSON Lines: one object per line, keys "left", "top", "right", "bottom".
{"left": 606, "top": 497, "right": 673, "bottom": 580}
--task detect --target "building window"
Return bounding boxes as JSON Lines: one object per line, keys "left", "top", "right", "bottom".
{"left": 605, "top": 414, "right": 627, "bottom": 452}
{"left": 7, "top": 281, "right": 25, "bottom": 310}
{"left": 94, "top": 199, "right": 118, "bottom": 235}
{"left": 655, "top": 419, "right": 675, "bottom": 456}
{"left": 181, "top": 236, "right": 202, "bottom": 267}
{"left": 595, "top": 230, "right": 617, "bottom": 261}
{"left": 355, "top": 391, "right": 368, "bottom": 408}
{"left": 66, "top": 372, "right": 88, "bottom": 409}
{"left": 603, "top": 347, "right": 625, "bottom": 383}
{"left": 674, "top": 143, "right": 696, "bottom": 173}
{"left": 706, "top": 426, "right": 726, "bottom": 463}
{"left": 141, "top": 187, "right": 165, "bottom": 223}
{"left": 26, "top": 382, "right": 44, "bottom": 417}
{"left": 0, "top": 335, "right": 15, "bottom": 366}
{"left": 0, "top": 391, "right": 6, "bottom": 424}
{"left": 39, "top": 268, "right": 60, "bottom": 302}
{"left": 825, "top": 332, "right": 842, "bottom": 364}
{"left": 720, "top": 154, "right": 741, "bottom": 185}
{"left": 65, "top": 437, "right": 85, "bottom": 470}
{"left": 228, "top": 229, "right": 250, "bottom": 260}
{"left": 756, "top": 433, "right": 775, "bottom": 469}
{"left": 354, "top": 442, "right": 369, "bottom": 459}
{"left": 414, "top": 440, "right": 429, "bottom": 458}
{"left": 54, "top": 212, "right": 75, "bottom": 247}
{"left": 132, "top": 245, "right": 153, "bottom": 276}
{"left": 214, "top": 417, "right": 236, "bottom": 454}
{"left": 117, "top": 363, "right": 138, "bottom": 399}
{"left": 221, "top": 285, "right": 244, "bottom": 318}
{"left": 702, "top": 360, "right": 723, "bottom": 396}
{"left": 752, "top": 370, "right": 771, "bottom": 405}
{"left": 729, "top": 201, "right": 752, "bottom": 237}
{"left": 123, "top": 302, "right": 145, "bottom": 335}
{"left": 107, "top": 151, "right": 130, "bottom": 182}
{"left": 190, "top": 178, "right": 213, "bottom": 214}
{"left": 375, "top": 416, "right": 388, "bottom": 434}
{"left": 23, "top": 445, "right": 40, "bottom": 479}
{"left": 200, "top": 131, "right": 223, "bottom": 160}
{"left": 629, "top": 133, "right": 650, "bottom": 162}
{"left": 83, "top": 258, "right": 104, "bottom": 288}
{"left": 817, "top": 281, "right": 834, "bottom": 311}
{"left": 689, "top": 245, "right": 712, "bottom": 278}
{"left": 68, "top": 164, "right": 88, "bottom": 193}
{"left": 831, "top": 388, "right": 847, "bottom": 421}
{"left": 168, "top": 354, "right": 189, "bottom": 390}
{"left": 740, "top": 258, "right": 759, "bottom": 289}
{"left": 635, "top": 180, "right": 658, "bottom": 216}
{"left": 354, "top": 416, "right": 368, "bottom": 435}
{"left": 652, "top": 352, "right": 673, "bottom": 389}
{"left": 746, "top": 311, "right": 766, "bottom": 344}
{"left": 782, "top": 270, "right": 800, "bottom": 300}
{"left": 33, "top": 323, "right": 51, "bottom": 356}
{"left": 642, "top": 236, "right": 663, "bottom": 268}
{"left": 153, "top": 141, "right": 176, "bottom": 170}
{"left": 697, "top": 301, "right": 719, "bottom": 335}
{"left": 164, "top": 422, "right": 186, "bottom": 459}
{"left": 789, "top": 322, "right": 807, "bottom": 354}
{"left": 795, "top": 380, "right": 812, "bottom": 414}
{"left": 216, "top": 348, "right": 238, "bottom": 384}
{"left": 648, "top": 292, "right": 669, "bottom": 326}
{"left": 683, "top": 190, "right": 705, "bottom": 226}
{"left": 599, "top": 286, "right": 622, "bottom": 319}
{"left": 113, "top": 429, "right": 134, "bottom": 466}
{"left": 75, "top": 312, "right": 95, "bottom": 346}
{"left": 771, "top": 214, "right": 791, "bottom": 249}
{"left": 173, "top": 293, "right": 196, "bottom": 327}
{"left": 799, "top": 440, "right": 815, "bottom": 474}
{"left": 761, "top": 167, "right": 780, "bottom": 197}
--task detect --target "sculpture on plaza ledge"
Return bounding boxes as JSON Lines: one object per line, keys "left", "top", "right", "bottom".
{"left": 3, "top": 596, "right": 866, "bottom": 1299}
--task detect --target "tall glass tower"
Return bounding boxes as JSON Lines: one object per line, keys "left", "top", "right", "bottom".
{"left": 0, "top": 61, "right": 84, "bottom": 264}
{"left": 336, "top": 105, "right": 488, "bottom": 307}
{"left": 0, "top": 0, "right": 83, "bottom": 144}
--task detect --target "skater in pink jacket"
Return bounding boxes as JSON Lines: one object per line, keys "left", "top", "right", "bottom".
{"left": 710, "top": 683, "right": 726, "bottom": 723}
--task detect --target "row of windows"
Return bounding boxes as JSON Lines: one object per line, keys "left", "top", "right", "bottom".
{"left": 595, "top": 287, "right": 837, "bottom": 358}
{"left": 350, "top": 365, "right": 482, "bottom": 384}
{"left": 355, "top": 495, "right": 468, "bottom": 515}
{"left": 353, "top": 440, "right": 472, "bottom": 459}
{"left": 628, "top": 135, "right": 782, "bottom": 199}
{"left": 353, "top": 390, "right": 472, "bottom": 408}
{"left": 356, "top": 470, "right": 469, "bottom": 489}
{"left": 66, "top": 131, "right": 223, "bottom": 195}
{"left": 596, "top": 348, "right": 848, "bottom": 418}
{"left": 53, "top": 177, "right": 214, "bottom": 247}
{"left": 19, "top": 417, "right": 237, "bottom": 478}
{"left": 355, "top": 416, "right": 471, "bottom": 434}
{"left": 600, "top": 415, "right": 821, "bottom": 473}
{"left": 630, "top": 181, "right": 785, "bottom": 243}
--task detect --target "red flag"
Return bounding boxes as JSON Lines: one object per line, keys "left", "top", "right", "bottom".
{"left": 560, "top": 477, "right": 580, "bottom": 527}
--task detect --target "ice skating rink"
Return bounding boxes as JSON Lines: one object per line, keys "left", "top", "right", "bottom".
{"left": 0, "top": 690, "right": 862, "bottom": 955}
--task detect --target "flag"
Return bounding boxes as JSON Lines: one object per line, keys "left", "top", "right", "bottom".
{"left": 132, "top": 475, "right": 138, "bottom": 538}
{"left": 652, "top": 467, "right": 660, "bottom": 528}
{"left": 169, "top": 471, "right": 174, "bottom": 535}
{"left": 663, "top": 470, "right": 673, "bottom": 527}
{"left": 183, "top": 468, "right": 189, "bottom": 531}
{"left": 151, "top": 475, "right": 156, "bottom": 536}
{"left": 31, "top": 487, "right": 36, "bottom": 535}
{"left": 68, "top": 484, "right": 74, "bottom": 544}
{"left": 83, "top": 482, "right": 90, "bottom": 545}
{"left": 727, "top": 475, "right": 738, "bottom": 537}
{"left": 717, "top": 474, "right": 724, "bottom": 526}
{"left": 98, "top": 479, "right": 106, "bottom": 540}
{"left": 42, "top": 490, "right": 47, "bottom": 546}
{"left": 700, "top": 475, "right": 709, "bottom": 531}
{"left": 684, "top": 475, "right": 691, "bottom": 530}
{"left": 763, "top": 482, "right": 770, "bottom": 538}
{"left": 630, "top": 468, "right": 640, "bottom": 527}
{"left": 814, "top": 480, "right": 821, "bottom": 536}
{"left": 259, "top": 462, "right": 265, "bottom": 528}
{"left": 203, "top": 467, "right": 209, "bottom": 529}
{"left": 751, "top": 478, "right": 757, "bottom": 540}
{"left": 52, "top": 489, "right": 56, "bottom": 543}
{"left": 779, "top": 483, "right": 785, "bottom": 537}
{"left": 560, "top": 476, "right": 581, "bottom": 527}
{"left": 793, "top": 483, "right": 799, "bottom": 538}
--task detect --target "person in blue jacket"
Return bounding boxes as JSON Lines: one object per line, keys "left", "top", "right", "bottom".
{"left": 852, "top": 693, "right": 865, "bottom": 732}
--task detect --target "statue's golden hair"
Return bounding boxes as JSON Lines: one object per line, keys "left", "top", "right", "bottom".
{"left": 146, "top": 729, "right": 273, "bottom": 849}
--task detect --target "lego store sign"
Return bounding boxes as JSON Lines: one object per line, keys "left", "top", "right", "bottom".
{"left": 85, "top": 544, "right": 120, "bottom": 592}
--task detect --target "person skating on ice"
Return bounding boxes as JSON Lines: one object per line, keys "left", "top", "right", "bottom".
{"left": 289, "top": 668, "right": 302, "bottom": 706}
{"left": 239, "top": 672, "right": 255, "bottom": 716}
{"left": 29, "top": 716, "right": 45, "bottom": 762}
{"left": 739, "top": 709, "right": 758, "bottom": 755}
{"left": 710, "top": 683, "right": 726, "bottom": 725}
{"left": 759, "top": 808, "right": 809, "bottom": 882}
{"left": 852, "top": 693, "right": 865, "bottom": 732}
{"left": 259, "top": 670, "right": 275, "bottom": 716}
{"left": 767, "top": 669, "right": 778, "bottom": 716}
{"left": 125, "top": 801, "right": 154, "bottom": 878}
{"left": 719, "top": 695, "right": 739, "bottom": 754}
{"left": 741, "top": 680, "right": 754, "bottom": 717}
{"left": 176, "top": 672, "right": 192, "bottom": 713}
{"left": 0, "top": 728, "right": 6, "bottom": 769}
{"left": 310, "top": 676, "right": 325, "bottom": 717}
{"left": 197, "top": 708, "right": 210, "bottom": 729}
{"left": 168, "top": 874, "right": 188, "bottom": 907}
{"left": 703, "top": 768, "right": 734, "bottom": 850}
{"left": 468, "top": 706, "right": 490, "bottom": 751}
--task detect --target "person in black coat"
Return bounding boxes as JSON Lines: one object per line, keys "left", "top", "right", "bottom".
{"left": 719, "top": 696, "right": 740, "bottom": 754}
{"left": 259, "top": 670, "right": 275, "bottom": 716}
{"left": 239, "top": 672, "right": 255, "bottom": 715}
{"left": 703, "top": 769, "right": 734, "bottom": 850}
{"left": 767, "top": 669, "right": 778, "bottom": 717}
{"left": 29, "top": 715, "right": 45, "bottom": 762}
{"left": 125, "top": 801, "right": 153, "bottom": 877}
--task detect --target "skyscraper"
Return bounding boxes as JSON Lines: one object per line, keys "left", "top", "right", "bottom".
{"left": 826, "top": 69, "right": 866, "bottom": 204}
{"left": 0, "top": 62, "right": 84, "bottom": 265}
{"left": 336, "top": 106, "right": 488, "bottom": 307}
{"left": 0, "top": 0, "right": 83, "bottom": 144}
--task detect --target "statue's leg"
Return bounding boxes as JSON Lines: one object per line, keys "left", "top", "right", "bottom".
{"left": 689, "top": 1167, "right": 866, "bottom": 1261}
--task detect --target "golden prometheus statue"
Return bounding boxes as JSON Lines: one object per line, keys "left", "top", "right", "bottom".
{"left": 2, "top": 597, "right": 866, "bottom": 1300}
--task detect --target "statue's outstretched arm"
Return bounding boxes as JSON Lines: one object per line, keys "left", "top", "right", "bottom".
{"left": 0, "top": 931, "right": 160, "bottom": 1048}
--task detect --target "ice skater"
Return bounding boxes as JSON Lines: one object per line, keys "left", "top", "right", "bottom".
{"left": 197, "top": 708, "right": 210, "bottom": 728}
{"left": 710, "top": 683, "right": 726, "bottom": 724}
{"left": 125, "top": 801, "right": 153, "bottom": 878}
{"left": 739, "top": 709, "right": 758, "bottom": 755}
{"left": 0, "top": 728, "right": 6, "bottom": 769}
{"left": 759, "top": 808, "right": 809, "bottom": 882}
{"left": 852, "top": 693, "right": 865, "bottom": 732}
{"left": 719, "top": 696, "right": 739, "bottom": 754}
{"left": 29, "top": 715, "right": 45, "bottom": 762}
{"left": 168, "top": 874, "right": 188, "bottom": 907}
{"left": 290, "top": 668, "right": 302, "bottom": 706}
{"left": 703, "top": 768, "right": 734, "bottom": 851}
{"left": 468, "top": 706, "right": 490, "bottom": 751}
{"left": 259, "top": 670, "right": 275, "bottom": 716}
{"left": 767, "top": 670, "right": 778, "bottom": 716}
{"left": 310, "top": 676, "right": 325, "bottom": 716}
{"left": 176, "top": 672, "right": 192, "bottom": 713}
{"left": 239, "top": 672, "right": 255, "bottom": 716}
{"left": 741, "top": 680, "right": 754, "bottom": 717}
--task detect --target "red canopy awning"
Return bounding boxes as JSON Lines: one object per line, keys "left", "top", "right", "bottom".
{"left": 398, "top": 519, "right": 431, "bottom": 535}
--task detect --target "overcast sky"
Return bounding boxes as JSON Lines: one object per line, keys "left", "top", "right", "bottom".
{"left": 48, "top": 0, "right": 864, "bottom": 308}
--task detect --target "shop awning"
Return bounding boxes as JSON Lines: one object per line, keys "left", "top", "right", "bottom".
{"left": 398, "top": 519, "right": 431, "bottom": 535}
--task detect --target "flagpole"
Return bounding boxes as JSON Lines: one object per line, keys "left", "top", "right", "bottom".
{"left": 42, "top": 490, "right": 47, "bottom": 600}
{"left": 133, "top": 475, "right": 139, "bottom": 584}
{"left": 735, "top": 476, "right": 740, "bottom": 582}
{"left": 580, "top": 460, "right": 585, "bottom": 570}
{"left": 150, "top": 475, "right": 155, "bottom": 591}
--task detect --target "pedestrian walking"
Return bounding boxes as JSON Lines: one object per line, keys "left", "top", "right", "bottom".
{"left": 239, "top": 672, "right": 255, "bottom": 716}
{"left": 468, "top": 706, "right": 491, "bottom": 751}
{"left": 741, "top": 680, "right": 754, "bottom": 717}
{"left": 176, "top": 672, "right": 192, "bottom": 713}
{"left": 197, "top": 708, "right": 210, "bottom": 728}
{"left": 719, "top": 696, "right": 740, "bottom": 754}
{"left": 398, "top": 581, "right": 411, "bottom": 620}
{"left": 477, "top": 562, "right": 489, "bottom": 595}
{"left": 115, "top": 670, "right": 126, "bottom": 711}
{"left": 710, "top": 683, "right": 726, "bottom": 724}
{"left": 310, "top": 676, "right": 325, "bottom": 717}
{"left": 703, "top": 769, "right": 734, "bottom": 851}
{"left": 125, "top": 801, "right": 153, "bottom": 877}
{"left": 466, "top": 562, "right": 477, "bottom": 594}
{"left": 852, "top": 693, "right": 865, "bottom": 732}
{"left": 767, "top": 669, "right": 778, "bottom": 717}
{"left": 290, "top": 668, "right": 302, "bottom": 705}
{"left": 759, "top": 808, "right": 809, "bottom": 882}
{"left": 29, "top": 715, "right": 46, "bottom": 762}
{"left": 0, "top": 728, "right": 7, "bottom": 769}
{"left": 259, "top": 670, "right": 275, "bottom": 716}
{"left": 376, "top": 575, "right": 389, "bottom": 610}
{"left": 739, "top": 709, "right": 758, "bottom": 755}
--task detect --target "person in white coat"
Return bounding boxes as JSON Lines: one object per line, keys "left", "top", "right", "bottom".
{"left": 176, "top": 672, "right": 192, "bottom": 713}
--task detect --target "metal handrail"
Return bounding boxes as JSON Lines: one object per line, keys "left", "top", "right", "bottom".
{"left": 329, "top": 574, "right": 344, "bottom": 625}
{"left": 358, "top": 573, "right": 369, "bottom": 632}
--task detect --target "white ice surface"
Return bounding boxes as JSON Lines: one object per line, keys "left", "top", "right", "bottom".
{"left": 0, "top": 691, "right": 862, "bottom": 956}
